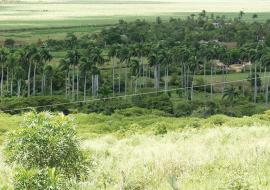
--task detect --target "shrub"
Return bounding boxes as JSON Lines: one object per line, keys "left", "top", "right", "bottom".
{"left": 132, "top": 93, "right": 173, "bottom": 114}
{"left": 4, "top": 112, "right": 88, "bottom": 179}
{"left": 0, "top": 96, "right": 70, "bottom": 114}
{"left": 205, "top": 115, "right": 230, "bottom": 126}
{"left": 86, "top": 99, "right": 132, "bottom": 115}
{"left": 114, "top": 107, "right": 168, "bottom": 117}
{"left": 154, "top": 122, "right": 168, "bottom": 135}
{"left": 14, "top": 167, "right": 72, "bottom": 190}
{"left": 174, "top": 102, "right": 195, "bottom": 117}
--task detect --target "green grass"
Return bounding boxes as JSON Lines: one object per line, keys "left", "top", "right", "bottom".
{"left": 0, "top": 0, "right": 270, "bottom": 43}
{"left": 1, "top": 109, "right": 270, "bottom": 188}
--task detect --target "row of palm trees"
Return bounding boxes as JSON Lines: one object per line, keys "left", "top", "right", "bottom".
{"left": 1, "top": 41, "right": 270, "bottom": 104}
{"left": 0, "top": 46, "right": 52, "bottom": 97}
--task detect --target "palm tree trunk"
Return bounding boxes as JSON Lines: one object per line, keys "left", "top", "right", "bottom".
{"left": 112, "top": 57, "right": 115, "bottom": 96}
{"left": 77, "top": 67, "right": 79, "bottom": 100}
{"left": 83, "top": 74, "right": 87, "bottom": 102}
{"left": 222, "top": 65, "right": 225, "bottom": 96}
{"left": 204, "top": 61, "right": 206, "bottom": 97}
{"left": 68, "top": 71, "right": 71, "bottom": 98}
{"left": 125, "top": 66, "right": 127, "bottom": 97}
{"left": 50, "top": 79, "right": 53, "bottom": 96}
{"left": 1, "top": 63, "right": 4, "bottom": 97}
{"left": 17, "top": 79, "right": 21, "bottom": 97}
{"left": 27, "top": 62, "right": 31, "bottom": 97}
{"left": 72, "top": 65, "right": 75, "bottom": 100}
{"left": 210, "top": 62, "right": 213, "bottom": 101}
{"left": 41, "top": 73, "right": 44, "bottom": 96}
{"left": 33, "top": 62, "right": 37, "bottom": 96}
{"left": 164, "top": 64, "right": 168, "bottom": 93}
{"left": 135, "top": 77, "right": 138, "bottom": 93}
{"left": 154, "top": 64, "right": 160, "bottom": 90}
{"left": 264, "top": 66, "right": 268, "bottom": 106}
{"left": 266, "top": 71, "right": 269, "bottom": 107}
{"left": 254, "top": 63, "right": 257, "bottom": 104}
{"left": 96, "top": 75, "right": 99, "bottom": 97}
{"left": 44, "top": 74, "right": 46, "bottom": 95}
{"left": 118, "top": 66, "right": 121, "bottom": 94}
{"left": 10, "top": 70, "right": 13, "bottom": 96}
{"left": 6, "top": 67, "right": 9, "bottom": 95}
{"left": 141, "top": 56, "right": 145, "bottom": 88}
{"left": 92, "top": 74, "right": 94, "bottom": 99}
{"left": 65, "top": 73, "right": 68, "bottom": 99}
{"left": 41, "top": 72, "right": 46, "bottom": 96}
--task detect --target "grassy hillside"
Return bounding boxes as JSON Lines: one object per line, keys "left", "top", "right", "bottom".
{"left": 1, "top": 108, "right": 270, "bottom": 189}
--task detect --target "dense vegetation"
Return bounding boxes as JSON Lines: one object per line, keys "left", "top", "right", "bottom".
{"left": 0, "top": 11, "right": 270, "bottom": 117}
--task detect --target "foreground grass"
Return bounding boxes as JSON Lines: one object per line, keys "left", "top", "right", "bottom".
{"left": 1, "top": 109, "right": 270, "bottom": 189}
{"left": 79, "top": 126, "right": 270, "bottom": 189}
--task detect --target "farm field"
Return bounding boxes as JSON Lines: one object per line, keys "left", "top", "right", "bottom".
{"left": 0, "top": 0, "right": 270, "bottom": 42}
{"left": 1, "top": 110, "right": 270, "bottom": 189}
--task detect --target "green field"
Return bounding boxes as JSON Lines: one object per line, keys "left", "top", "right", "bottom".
{"left": 1, "top": 109, "right": 270, "bottom": 189}
{"left": 0, "top": 0, "right": 270, "bottom": 43}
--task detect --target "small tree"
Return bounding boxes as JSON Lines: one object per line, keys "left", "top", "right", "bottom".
{"left": 4, "top": 112, "right": 88, "bottom": 181}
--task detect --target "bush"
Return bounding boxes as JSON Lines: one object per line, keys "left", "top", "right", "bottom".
{"left": 0, "top": 96, "right": 70, "bottom": 114}
{"left": 14, "top": 167, "right": 72, "bottom": 190}
{"left": 174, "top": 102, "right": 195, "bottom": 117}
{"left": 205, "top": 115, "right": 230, "bottom": 126}
{"left": 4, "top": 112, "right": 88, "bottom": 179}
{"left": 154, "top": 122, "right": 168, "bottom": 135}
{"left": 132, "top": 93, "right": 173, "bottom": 114}
{"left": 114, "top": 107, "right": 168, "bottom": 117}
{"left": 174, "top": 100, "right": 219, "bottom": 118}
{"left": 86, "top": 99, "right": 132, "bottom": 115}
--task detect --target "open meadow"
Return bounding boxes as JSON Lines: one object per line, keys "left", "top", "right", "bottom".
{"left": 0, "top": 0, "right": 270, "bottom": 42}
{"left": 1, "top": 109, "right": 270, "bottom": 189}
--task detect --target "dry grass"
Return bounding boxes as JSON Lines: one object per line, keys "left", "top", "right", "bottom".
{"left": 75, "top": 125, "right": 270, "bottom": 189}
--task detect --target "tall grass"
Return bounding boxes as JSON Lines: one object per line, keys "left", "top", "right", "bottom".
{"left": 1, "top": 110, "right": 270, "bottom": 189}
{"left": 75, "top": 126, "right": 270, "bottom": 189}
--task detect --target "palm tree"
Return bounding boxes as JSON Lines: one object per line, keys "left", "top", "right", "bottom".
{"left": 176, "top": 45, "right": 191, "bottom": 98}
{"left": 129, "top": 58, "right": 140, "bottom": 93}
{"left": 40, "top": 47, "right": 52, "bottom": 95}
{"left": 6, "top": 51, "right": 20, "bottom": 96}
{"left": 65, "top": 33, "right": 78, "bottom": 50}
{"left": 80, "top": 57, "right": 93, "bottom": 102}
{"left": 108, "top": 44, "right": 120, "bottom": 96}
{"left": 32, "top": 51, "right": 41, "bottom": 96}
{"left": 0, "top": 48, "right": 8, "bottom": 97}
{"left": 249, "top": 43, "right": 265, "bottom": 103}
{"left": 198, "top": 44, "right": 210, "bottom": 97}
{"left": 59, "top": 58, "right": 71, "bottom": 99}
{"left": 148, "top": 49, "right": 160, "bottom": 90}
{"left": 222, "top": 85, "right": 239, "bottom": 107}
{"left": 161, "top": 49, "right": 172, "bottom": 93}
{"left": 44, "top": 65, "right": 54, "bottom": 96}
{"left": 15, "top": 64, "right": 24, "bottom": 97}
{"left": 66, "top": 50, "right": 80, "bottom": 100}
{"left": 261, "top": 49, "right": 270, "bottom": 106}
{"left": 118, "top": 46, "right": 131, "bottom": 96}
{"left": 187, "top": 53, "right": 200, "bottom": 100}
{"left": 88, "top": 47, "right": 104, "bottom": 98}
{"left": 239, "top": 11, "right": 245, "bottom": 21}
{"left": 22, "top": 45, "right": 38, "bottom": 97}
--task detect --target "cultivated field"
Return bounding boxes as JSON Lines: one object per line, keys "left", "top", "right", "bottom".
{"left": 0, "top": 0, "right": 270, "bottom": 42}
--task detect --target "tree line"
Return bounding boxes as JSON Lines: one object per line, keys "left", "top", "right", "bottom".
{"left": 1, "top": 11, "right": 270, "bottom": 105}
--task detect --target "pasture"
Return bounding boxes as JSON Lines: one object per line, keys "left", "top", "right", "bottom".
{"left": 1, "top": 110, "right": 270, "bottom": 189}
{"left": 0, "top": 0, "right": 270, "bottom": 43}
